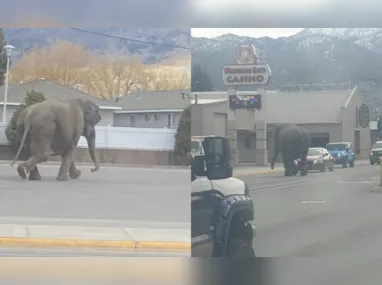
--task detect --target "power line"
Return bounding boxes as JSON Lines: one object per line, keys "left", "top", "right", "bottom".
{"left": 70, "top": 28, "right": 190, "bottom": 50}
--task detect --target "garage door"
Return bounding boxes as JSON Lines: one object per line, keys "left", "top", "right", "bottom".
{"left": 213, "top": 113, "right": 227, "bottom": 137}
{"left": 310, "top": 133, "right": 330, "bottom": 147}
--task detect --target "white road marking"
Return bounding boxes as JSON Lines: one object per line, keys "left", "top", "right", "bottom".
{"left": 301, "top": 200, "right": 331, "bottom": 204}
{"left": 337, "top": 181, "right": 373, "bottom": 184}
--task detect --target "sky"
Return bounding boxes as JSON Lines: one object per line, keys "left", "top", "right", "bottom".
{"left": 191, "top": 28, "right": 305, "bottom": 39}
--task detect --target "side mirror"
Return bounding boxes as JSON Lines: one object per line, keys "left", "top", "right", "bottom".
{"left": 202, "top": 137, "right": 233, "bottom": 180}
{"left": 370, "top": 147, "right": 373, "bottom": 150}
{"left": 191, "top": 155, "right": 207, "bottom": 180}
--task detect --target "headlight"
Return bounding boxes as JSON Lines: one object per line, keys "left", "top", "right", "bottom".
{"left": 337, "top": 153, "right": 341, "bottom": 157}
{"left": 370, "top": 152, "right": 373, "bottom": 156}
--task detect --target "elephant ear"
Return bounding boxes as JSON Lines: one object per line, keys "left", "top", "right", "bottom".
{"left": 81, "top": 100, "right": 100, "bottom": 125}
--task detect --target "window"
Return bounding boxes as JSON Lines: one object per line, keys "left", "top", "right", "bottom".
{"left": 167, "top": 114, "right": 174, "bottom": 128}
{"left": 145, "top": 114, "right": 150, "bottom": 121}
{"left": 155, "top": 113, "right": 160, "bottom": 121}
{"left": 129, "top": 114, "right": 135, "bottom": 126}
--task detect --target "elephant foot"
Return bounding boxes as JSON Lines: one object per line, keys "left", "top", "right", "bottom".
{"left": 29, "top": 173, "right": 42, "bottom": 181}
{"left": 56, "top": 173, "right": 70, "bottom": 181}
{"left": 69, "top": 168, "right": 81, "bottom": 179}
{"left": 17, "top": 164, "right": 28, "bottom": 180}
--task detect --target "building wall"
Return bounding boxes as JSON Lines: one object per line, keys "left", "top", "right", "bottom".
{"left": 0, "top": 105, "right": 114, "bottom": 126}
{"left": 340, "top": 89, "right": 371, "bottom": 159}
{"left": 0, "top": 105, "right": 19, "bottom": 123}
{"left": 114, "top": 112, "right": 181, "bottom": 129}
{"left": 191, "top": 101, "right": 255, "bottom": 136}
{"left": 99, "top": 109, "right": 115, "bottom": 126}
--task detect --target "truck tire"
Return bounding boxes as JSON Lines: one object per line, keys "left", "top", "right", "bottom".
{"left": 226, "top": 239, "right": 256, "bottom": 257}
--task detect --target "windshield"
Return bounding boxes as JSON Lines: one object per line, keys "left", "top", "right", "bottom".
{"left": 191, "top": 141, "right": 202, "bottom": 152}
{"left": 326, "top": 143, "right": 346, "bottom": 151}
{"left": 308, "top": 149, "right": 323, "bottom": 156}
{"left": 373, "top": 142, "right": 382, "bottom": 149}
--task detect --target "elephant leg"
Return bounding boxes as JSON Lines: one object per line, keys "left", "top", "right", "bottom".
{"left": 56, "top": 147, "right": 76, "bottom": 181}
{"left": 68, "top": 162, "right": 81, "bottom": 179}
{"left": 300, "top": 149, "right": 309, "bottom": 176}
{"left": 17, "top": 137, "right": 50, "bottom": 180}
{"left": 28, "top": 166, "right": 42, "bottom": 180}
{"left": 282, "top": 153, "right": 292, "bottom": 176}
{"left": 17, "top": 155, "right": 48, "bottom": 180}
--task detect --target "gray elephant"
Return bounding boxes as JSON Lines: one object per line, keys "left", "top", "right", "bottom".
{"left": 270, "top": 124, "right": 311, "bottom": 176}
{"left": 11, "top": 98, "right": 101, "bottom": 181}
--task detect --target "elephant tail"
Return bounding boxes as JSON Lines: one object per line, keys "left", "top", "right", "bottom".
{"left": 11, "top": 123, "right": 30, "bottom": 167}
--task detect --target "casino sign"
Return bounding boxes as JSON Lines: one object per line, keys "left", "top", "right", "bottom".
{"left": 222, "top": 44, "right": 272, "bottom": 86}
{"left": 222, "top": 63, "right": 272, "bottom": 86}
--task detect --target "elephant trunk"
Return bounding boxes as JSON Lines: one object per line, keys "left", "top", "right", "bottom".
{"left": 86, "top": 130, "right": 100, "bottom": 172}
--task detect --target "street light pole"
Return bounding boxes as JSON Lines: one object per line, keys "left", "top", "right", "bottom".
{"left": 2, "top": 45, "right": 14, "bottom": 124}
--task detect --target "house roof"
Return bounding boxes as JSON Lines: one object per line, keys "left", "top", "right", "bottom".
{"left": 192, "top": 87, "right": 356, "bottom": 124}
{"left": 0, "top": 79, "right": 121, "bottom": 110}
{"left": 115, "top": 89, "right": 191, "bottom": 112}
{"left": 265, "top": 88, "right": 355, "bottom": 124}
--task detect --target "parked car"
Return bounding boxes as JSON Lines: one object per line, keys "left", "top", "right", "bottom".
{"left": 191, "top": 136, "right": 256, "bottom": 257}
{"left": 326, "top": 142, "right": 355, "bottom": 168}
{"left": 369, "top": 141, "right": 382, "bottom": 165}
{"left": 306, "top": 147, "right": 334, "bottom": 172}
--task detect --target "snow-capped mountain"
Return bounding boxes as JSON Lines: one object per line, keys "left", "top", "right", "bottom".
{"left": 192, "top": 28, "right": 382, "bottom": 91}
{"left": 3, "top": 28, "right": 191, "bottom": 64}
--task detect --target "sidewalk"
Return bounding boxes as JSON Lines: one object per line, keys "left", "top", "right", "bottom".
{"left": 0, "top": 217, "right": 190, "bottom": 252}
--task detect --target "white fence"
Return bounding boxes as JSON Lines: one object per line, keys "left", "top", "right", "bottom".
{"left": 0, "top": 124, "right": 177, "bottom": 151}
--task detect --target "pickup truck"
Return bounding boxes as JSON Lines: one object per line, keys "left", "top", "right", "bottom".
{"left": 191, "top": 136, "right": 256, "bottom": 257}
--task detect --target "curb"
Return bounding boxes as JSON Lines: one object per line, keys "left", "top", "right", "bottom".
{"left": 0, "top": 160, "right": 188, "bottom": 170}
{"left": 0, "top": 237, "right": 191, "bottom": 252}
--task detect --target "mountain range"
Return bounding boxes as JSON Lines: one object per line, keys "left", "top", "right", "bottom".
{"left": 3, "top": 28, "right": 191, "bottom": 64}
{"left": 191, "top": 28, "right": 382, "bottom": 96}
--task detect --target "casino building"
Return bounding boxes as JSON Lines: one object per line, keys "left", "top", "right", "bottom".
{"left": 191, "top": 85, "right": 372, "bottom": 164}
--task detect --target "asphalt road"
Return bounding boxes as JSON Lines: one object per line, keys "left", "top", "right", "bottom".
{"left": 242, "top": 161, "right": 382, "bottom": 258}
{"left": 0, "top": 246, "right": 189, "bottom": 257}
{"left": 0, "top": 164, "right": 189, "bottom": 223}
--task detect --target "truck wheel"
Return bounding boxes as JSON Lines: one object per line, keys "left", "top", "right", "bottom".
{"left": 320, "top": 164, "right": 325, "bottom": 172}
{"left": 342, "top": 160, "right": 348, "bottom": 168}
{"left": 370, "top": 160, "right": 375, "bottom": 165}
{"left": 349, "top": 160, "right": 355, "bottom": 167}
{"left": 227, "top": 239, "right": 255, "bottom": 257}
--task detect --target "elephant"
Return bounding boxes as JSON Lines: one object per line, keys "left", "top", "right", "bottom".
{"left": 270, "top": 124, "right": 311, "bottom": 176}
{"left": 10, "top": 98, "right": 102, "bottom": 181}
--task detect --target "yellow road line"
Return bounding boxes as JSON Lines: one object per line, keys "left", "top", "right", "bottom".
{"left": 0, "top": 237, "right": 190, "bottom": 251}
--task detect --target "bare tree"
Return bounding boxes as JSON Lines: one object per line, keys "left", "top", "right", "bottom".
{"left": 84, "top": 55, "right": 141, "bottom": 101}
{"left": 138, "top": 64, "right": 190, "bottom": 91}
{"left": 10, "top": 40, "right": 91, "bottom": 86}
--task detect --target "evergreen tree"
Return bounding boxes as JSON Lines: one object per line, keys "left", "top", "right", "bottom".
{"left": 6, "top": 90, "right": 46, "bottom": 152}
{"left": 0, "top": 29, "right": 9, "bottom": 86}
{"left": 173, "top": 104, "right": 191, "bottom": 165}
{"left": 191, "top": 64, "right": 214, "bottom": 92}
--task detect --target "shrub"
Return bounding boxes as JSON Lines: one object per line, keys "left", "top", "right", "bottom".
{"left": 5, "top": 90, "right": 46, "bottom": 152}
{"left": 173, "top": 104, "right": 191, "bottom": 165}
